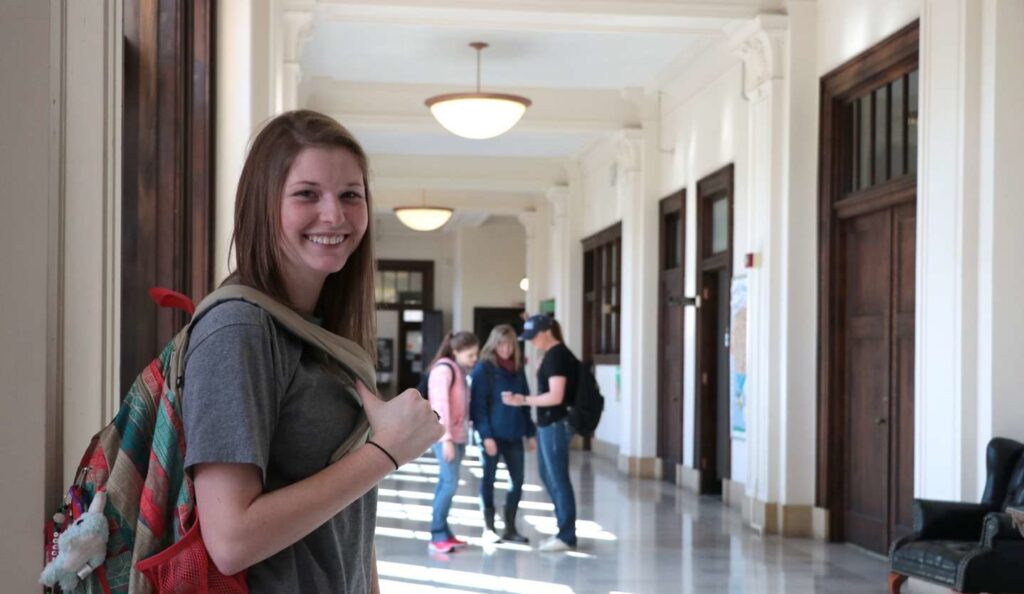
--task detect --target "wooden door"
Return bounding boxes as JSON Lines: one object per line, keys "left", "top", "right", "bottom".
{"left": 841, "top": 209, "right": 892, "bottom": 551}
{"left": 713, "top": 270, "right": 731, "bottom": 483}
{"left": 890, "top": 203, "right": 916, "bottom": 543}
{"left": 695, "top": 165, "right": 733, "bottom": 495}
{"left": 839, "top": 202, "right": 915, "bottom": 552}
{"left": 120, "top": 0, "right": 215, "bottom": 395}
{"left": 818, "top": 20, "right": 919, "bottom": 553}
{"left": 658, "top": 192, "right": 685, "bottom": 482}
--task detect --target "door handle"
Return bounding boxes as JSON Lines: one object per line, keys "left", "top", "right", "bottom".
{"left": 875, "top": 417, "right": 887, "bottom": 425}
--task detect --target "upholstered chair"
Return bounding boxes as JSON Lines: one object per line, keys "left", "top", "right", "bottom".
{"left": 889, "top": 437, "right": 1024, "bottom": 593}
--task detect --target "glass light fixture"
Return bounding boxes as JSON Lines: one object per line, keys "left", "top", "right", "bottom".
{"left": 425, "top": 42, "right": 531, "bottom": 140}
{"left": 393, "top": 191, "right": 453, "bottom": 232}
{"left": 519, "top": 277, "right": 529, "bottom": 292}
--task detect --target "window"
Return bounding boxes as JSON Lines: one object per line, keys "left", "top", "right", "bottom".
{"left": 582, "top": 223, "right": 622, "bottom": 364}
{"left": 375, "top": 262, "right": 431, "bottom": 308}
{"left": 847, "top": 69, "right": 918, "bottom": 192}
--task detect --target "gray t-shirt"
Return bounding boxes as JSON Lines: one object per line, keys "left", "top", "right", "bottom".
{"left": 182, "top": 300, "right": 376, "bottom": 594}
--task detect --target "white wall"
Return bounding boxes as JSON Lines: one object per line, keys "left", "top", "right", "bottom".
{"left": 580, "top": 140, "right": 621, "bottom": 237}
{"left": 215, "top": 0, "right": 276, "bottom": 283}
{"left": 974, "top": 0, "right": 1024, "bottom": 497}
{"left": 571, "top": 50, "right": 753, "bottom": 472}
{"left": 0, "top": 4, "right": 54, "bottom": 589}
{"left": 453, "top": 219, "right": 527, "bottom": 332}
{"left": 1, "top": 1, "right": 121, "bottom": 588}
{"left": 817, "top": 0, "right": 921, "bottom": 74}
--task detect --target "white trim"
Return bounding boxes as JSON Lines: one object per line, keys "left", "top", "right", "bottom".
{"left": 46, "top": 0, "right": 68, "bottom": 514}
{"left": 312, "top": 0, "right": 762, "bottom": 35}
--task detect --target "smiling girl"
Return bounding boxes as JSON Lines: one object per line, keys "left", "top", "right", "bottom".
{"left": 181, "top": 110, "right": 443, "bottom": 593}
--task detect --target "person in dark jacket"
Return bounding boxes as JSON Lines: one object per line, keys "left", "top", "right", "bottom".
{"left": 470, "top": 324, "right": 536, "bottom": 544}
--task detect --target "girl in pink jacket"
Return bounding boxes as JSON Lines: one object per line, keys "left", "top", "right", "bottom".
{"left": 425, "top": 331, "right": 479, "bottom": 553}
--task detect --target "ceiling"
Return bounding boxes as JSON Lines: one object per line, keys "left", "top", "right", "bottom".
{"left": 288, "top": 0, "right": 774, "bottom": 226}
{"left": 303, "top": 23, "right": 705, "bottom": 90}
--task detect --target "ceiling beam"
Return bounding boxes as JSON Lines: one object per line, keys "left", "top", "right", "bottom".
{"left": 314, "top": 0, "right": 774, "bottom": 34}
{"left": 373, "top": 174, "right": 553, "bottom": 195}
{"left": 331, "top": 112, "right": 627, "bottom": 135}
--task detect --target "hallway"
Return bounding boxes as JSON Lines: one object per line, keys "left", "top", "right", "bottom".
{"left": 374, "top": 449, "right": 890, "bottom": 593}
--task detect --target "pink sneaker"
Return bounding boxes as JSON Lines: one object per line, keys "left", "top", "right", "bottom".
{"left": 446, "top": 536, "right": 469, "bottom": 549}
{"left": 429, "top": 540, "right": 455, "bottom": 553}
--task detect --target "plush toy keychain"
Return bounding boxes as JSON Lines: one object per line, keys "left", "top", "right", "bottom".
{"left": 40, "top": 491, "right": 109, "bottom": 591}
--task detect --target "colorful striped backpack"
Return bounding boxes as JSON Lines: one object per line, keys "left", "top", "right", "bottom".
{"left": 42, "top": 284, "right": 378, "bottom": 593}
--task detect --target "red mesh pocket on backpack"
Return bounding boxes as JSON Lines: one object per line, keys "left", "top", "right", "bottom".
{"left": 137, "top": 518, "right": 247, "bottom": 594}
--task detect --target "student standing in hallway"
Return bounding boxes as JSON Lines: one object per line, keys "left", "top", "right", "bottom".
{"left": 183, "top": 110, "right": 443, "bottom": 593}
{"left": 503, "top": 315, "right": 578, "bottom": 552}
{"left": 425, "top": 331, "right": 480, "bottom": 553}
{"left": 470, "top": 324, "right": 536, "bottom": 544}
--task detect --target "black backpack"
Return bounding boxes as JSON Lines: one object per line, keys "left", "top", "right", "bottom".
{"left": 568, "top": 360, "right": 604, "bottom": 437}
{"left": 416, "top": 360, "right": 456, "bottom": 399}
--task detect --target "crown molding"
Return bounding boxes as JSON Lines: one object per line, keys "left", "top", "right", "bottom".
{"left": 312, "top": 0, "right": 769, "bottom": 35}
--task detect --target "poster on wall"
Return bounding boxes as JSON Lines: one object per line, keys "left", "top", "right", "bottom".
{"left": 730, "top": 275, "right": 748, "bottom": 438}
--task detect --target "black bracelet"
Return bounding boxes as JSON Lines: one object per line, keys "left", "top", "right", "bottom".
{"left": 366, "top": 439, "right": 399, "bottom": 470}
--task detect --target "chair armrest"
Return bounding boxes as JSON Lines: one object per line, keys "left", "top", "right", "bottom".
{"left": 981, "top": 512, "right": 1024, "bottom": 546}
{"left": 914, "top": 499, "right": 994, "bottom": 540}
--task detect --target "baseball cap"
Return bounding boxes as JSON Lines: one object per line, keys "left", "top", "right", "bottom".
{"left": 520, "top": 314, "right": 553, "bottom": 340}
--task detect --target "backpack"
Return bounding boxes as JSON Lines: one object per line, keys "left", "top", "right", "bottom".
{"left": 416, "top": 360, "right": 456, "bottom": 399}
{"left": 568, "top": 360, "right": 604, "bottom": 437}
{"left": 42, "top": 284, "right": 379, "bottom": 594}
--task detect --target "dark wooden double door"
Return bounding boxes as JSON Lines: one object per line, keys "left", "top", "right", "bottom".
{"left": 658, "top": 192, "right": 686, "bottom": 483}
{"left": 820, "top": 21, "right": 920, "bottom": 554}
{"left": 657, "top": 166, "right": 733, "bottom": 493}
{"left": 839, "top": 199, "right": 916, "bottom": 553}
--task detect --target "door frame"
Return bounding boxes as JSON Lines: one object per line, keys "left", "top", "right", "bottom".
{"left": 376, "top": 259, "right": 435, "bottom": 391}
{"left": 694, "top": 164, "right": 734, "bottom": 494}
{"left": 120, "top": 0, "right": 216, "bottom": 395}
{"left": 817, "top": 20, "right": 919, "bottom": 541}
{"left": 657, "top": 190, "right": 686, "bottom": 481}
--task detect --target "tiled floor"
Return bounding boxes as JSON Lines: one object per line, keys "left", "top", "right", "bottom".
{"left": 373, "top": 447, "right": 896, "bottom": 594}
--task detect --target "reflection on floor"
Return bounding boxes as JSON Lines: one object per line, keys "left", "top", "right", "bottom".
{"left": 374, "top": 447, "right": 891, "bottom": 594}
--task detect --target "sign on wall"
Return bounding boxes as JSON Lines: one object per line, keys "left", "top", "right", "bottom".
{"left": 730, "top": 276, "right": 748, "bottom": 437}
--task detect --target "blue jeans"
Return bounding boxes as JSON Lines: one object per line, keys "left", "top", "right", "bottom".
{"left": 536, "top": 418, "right": 577, "bottom": 545}
{"left": 430, "top": 442, "right": 465, "bottom": 542}
{"left": 479, "top": 438, "right": 525, "bottom": 512}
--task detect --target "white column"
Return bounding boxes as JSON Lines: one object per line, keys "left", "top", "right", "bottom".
{"left": 975, "top": 0, "right": 1024, "bottom": 493}
{"left": 916, "top": 0, "right": 983, "bottom": 501}
{"left": 732, "top": 14, "right": 817, "bottom": 532}
{"left": 280, "top": 8, "right": 313, "bottom": 113}
{"left": 518, "top": 210, "right": 545, "bottom": 396}
{"left": 215, "top": 0, "right": 275, "bottom": 283}
{"left": 615, "top": 129, "right": 660, "bottom": 469}
{"left": 563, "top": 161, "right": 585, "bottom": 354}
{"left": 545, "top": 184, "right": 571, "bottom": 323}
{"left": 780, "top": 1, "right": 819, "bottom": 513}
{"left": 518, "top": 211, "right": 544, "bottom": 315}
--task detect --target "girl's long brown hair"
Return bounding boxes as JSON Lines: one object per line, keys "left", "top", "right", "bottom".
{"left": 479, "top": 324, "right": 522, "bottom": 370}
{"left": 229, "top": 110, "right": 376, "bottom": 355}
{"left": 549, "top": 318, "right": 564, "bottom": 343}
{"left": 428, "top": 331, "right": 479, "bottom": 368}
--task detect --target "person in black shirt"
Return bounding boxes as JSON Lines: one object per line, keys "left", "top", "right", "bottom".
{"left": 502, "top": 314, "right": 578, "bottom": 551}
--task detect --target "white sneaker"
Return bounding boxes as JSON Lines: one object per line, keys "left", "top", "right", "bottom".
{"left": 537, "top": 536, "right": 573, "bottom": 552}
{"left": 481, "top": 529, "right": 502, "bottom": 543}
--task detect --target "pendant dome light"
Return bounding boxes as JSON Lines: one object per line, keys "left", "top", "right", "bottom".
{"left": 425, "top": 42, "right": 531, "bottom": 140}
{"left": 393, "top": 191, "right": 453, "bottom": 232}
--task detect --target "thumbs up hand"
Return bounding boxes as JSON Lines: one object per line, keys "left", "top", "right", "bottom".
{"left": 357, "top": 383, "right": 443, "bottom": 466}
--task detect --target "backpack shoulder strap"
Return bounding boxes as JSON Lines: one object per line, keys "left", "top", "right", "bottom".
{"left": 441, "top": 360, "right": 457, "bottom": 389}
{"left": 169, "top": 284, "right": 380, "bottom": 462}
